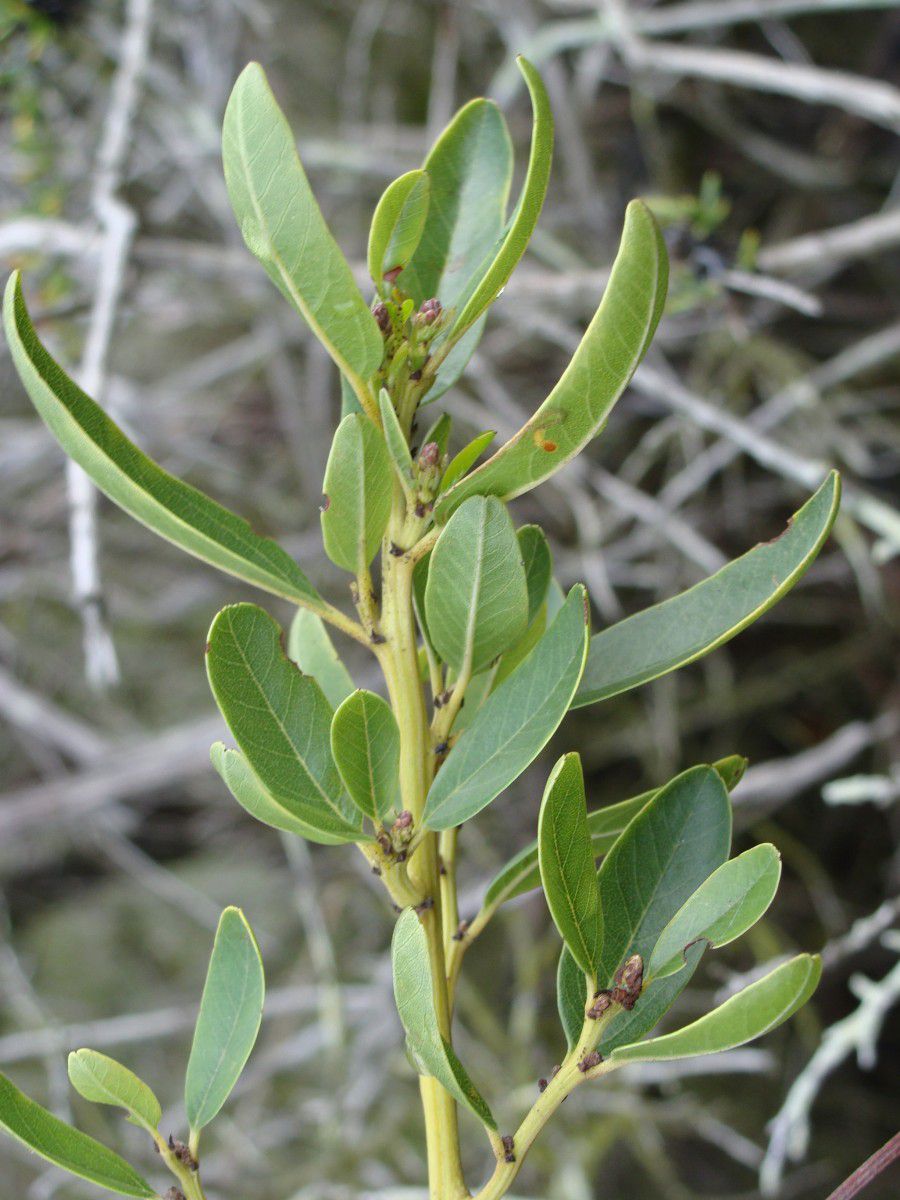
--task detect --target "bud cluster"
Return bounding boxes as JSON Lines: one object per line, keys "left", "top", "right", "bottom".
{"left": 372, "top": 291, "right": 446, "bottom": 395}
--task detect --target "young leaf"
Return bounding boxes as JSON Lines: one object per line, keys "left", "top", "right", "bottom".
{"left": 609, "top": 954, "right": 822, "bottom": 1064}
{"left": 0, "top": 1072, "right": 155, "bottom": 1198}
{"left": 518, "top": 525, "right": 552, "bottom": 624}
{"left": 402, "top": 99, "right": 512, "bottom": 312}
{"left": 574, "top": 472, "right": 841, "bottom": 707}
{"left": 391, "top": 910, "right": 496, "bottom": 1129}
{"left": 321, "top": 413, "right": 393, "bottom": 575}
{"left": 4, "top": 274, "right": 323, "bottom": 608}
{"left": 424, "top": 495, "right": 529, "bottom": 675}
{"left": 211, "top": 743, "right": 351, "bottom": 844}
{"left": 185, "top": 907, "right": 265, "bottom": 1132}
{"left": 67, "top": 1050, "right": 161, "bottom": 1133}
{"left": 423, "top": 585, "right": 589, "bottom": 830}
{"left": 648, "top": 844, "right": 782, "bottom": 980}
{"left": 596, "top": 765, "right": 732, "bottom": 987}
{"left": 379, "top": 388, "right": 416, "bottom": 500}
{"left": 288, "top": 608, "right": 355, "bottom": 710}
{"left": 222, "top": 63, "right": 382, "bottom": 405}
{"left": 330, "top": 690, "right": 401, "bottom": 823}
{"left": 438, "top": 431, "right": 496, "bottom": 495}
{"left": 484, "top": 756, "right": 746, "bottom": 921}
{"left": 368, "top": 169, "right": 431, "bottom": 290}
{"left": 206, "top": 604, "right": 363, "bottom": 843}
{"left": 434, "top": 200, "right": 668, "bottom": 519}
{"left": 450, "top": 57, "right": 554, "bottom": 340}
{"left": 538, "top": 754, "right": 602, "bottom": 977}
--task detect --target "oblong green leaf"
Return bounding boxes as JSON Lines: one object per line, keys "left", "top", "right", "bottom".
{"left": 331, "top": 690, "right": 400, "bottom": 823}
{"left": 485, "top": 755, "right": 746, "bottom": 920}
{"left": 211, "top": 742, "right": 349, "bottom": 844}
{"left": 610, "top": 954, "right": 822, "bottom": 1064}
{"left": 450, "top": 57, "right": 554, "bottom": 340}
{"left": 518, "top": 524, "right": 552, "bottom": 624}
{"left": 425, "top": 495, "right": 528, "bottom": 675}
{"left": 438, "top": 431, "right": 496, "bottom": 495}
{"left": 648, "top": 844, "right": 782, "bottom": 980}
{"left": 288, "top": 608, "right": 355, "bottom": 710}
{"left": 321, "top": 413, "right": 393, "bottom": 574}
{"left": 368, "top": 169, "right": 431, "bottom": 289}
{"left": 423, "top": 585, "right": 589, "bottom": 830}
{"left": 434, "top": 200, "right": 668, "bottom": 518}
{"left": 67, "top": 1050, "right": 161, "bottom": 1133}
{"left": 574, "top": 472, "right": 841, "bottom": 707}
{"left": 223, "top": 63, "right": 382, "bottom": 401}
{"left": 402, "top": 99, "right": 512, "bottom": 311}
{"left": 206, "top": 604, "right": 362, "bottom": 842}
{"left": 379, "top": 388, "right": 416, "bottom": 500}
{"left": 538, "top": 754, "right": 602, "bottom": 976}
{"left": 391, "top": 909, "right": 496, "bottom": 1129}
{"left": 0, "top": 1072, "right": 155, "bottom": 1198}
{"left": 597, "top": 765, "right": 732, "bottom": 988}
{"left": 4, "top": 273, "right": 323, "bottom": 608}
{"left": 185, "top": 907, "right": 265, "bottom": 1132}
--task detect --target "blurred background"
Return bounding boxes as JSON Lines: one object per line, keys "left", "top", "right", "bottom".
{"left": 1, "top": 1, "right": 899, "bottom": 1197}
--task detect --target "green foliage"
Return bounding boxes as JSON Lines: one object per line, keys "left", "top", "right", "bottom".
{"left": 423, "top": 585, "right": 589, "bottom": 829}
{"left": 321, "top": 413, "right": 393, "bottom": 574}
{"left": 331, "top": 690, "right": 401, "bottom": 822}
{"left": 207, "top": 604, "right": 363, "bottom": 843}
{"left": 2, "top": 54, "right": 838, "bottom": 1200}
{"left": 0, "top": 1072, "right": 155, "bottom": 1198}
{"left": 424, "top": 495, "right": 528, "bottom": 675}
{"left": 223, "top": 63, "right": 383, "bottom": 406}
{"left": 185, "top": 907, "right": 265, "bottom": 1132}
{"left": 68, "top": 1050, "right": 162, "bottom": 1133}
{"left": 392, "top": 910, "right": 496, "bottom": 1129}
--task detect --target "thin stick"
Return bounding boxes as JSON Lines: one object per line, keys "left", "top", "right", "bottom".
{"left": 825, "top": 1132, "right": 900, "bottom": 1200}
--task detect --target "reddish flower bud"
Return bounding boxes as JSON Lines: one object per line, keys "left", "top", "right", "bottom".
{"left": 418, "top": 442, "right": 441, "bottom": 469}
{"left": 417, "top": 297, "right": 443, "bottom": 325}
{"left": 372, "top": 302, "right": 391, "bottom": 333}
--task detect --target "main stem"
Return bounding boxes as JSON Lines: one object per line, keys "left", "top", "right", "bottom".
{"left": 380, "top": 549, "right": 469, "bottom": 1200}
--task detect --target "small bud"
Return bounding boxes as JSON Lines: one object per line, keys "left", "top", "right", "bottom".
{"left": 587, "top": 990, "right": 613, "bottom": 1020}
{"left": 451, "top": 919, "right": 470, "bottom": 942}
{"left": 164, "top": 1190, "right": 186, "bottom": 1200}
{"left": 501, "top": 1134, "right": 516, "bottom": 1163}
{"left": 417, "top": 297, "right": 443, "bottom": 325}
{"left": 538, "top": 1077, "right": 549, "bottom": 1093}
{"left": 417, "top": 441, "right": 441, "bottom": 470}
{"left": 577, "top": 1050, "right": 603, "bottom": 1073}
{"left": 394, "top": 810, "right": 413, "bottom": 830}
{"left": 617, "top": 953, "right": 644, "bottom": 994}
{"left": 372, "top": 302, "right": 391, "bottom": 333}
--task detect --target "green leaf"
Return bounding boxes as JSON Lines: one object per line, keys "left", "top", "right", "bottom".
{"left": 379, "top": 388, "right": 416, "bottom": 500}
{"left": 647, "top": 844, "right": 781, "bottom": 980}
{"left": 402, "top": 99, "right": 512, "bottom": 312}
{"left": 450, "top": 57, "right": 553, "bottom": 340}
{"left": 3, "top": 273, "right": 323, "bottom": 609}
{"left": 206, "top": 604, "right": 363, "bottom": 843}
{"left": 330, "top": 690, "right": 400, "bottom": 823}
{"left": 67, "top": 1050, "right": 161, "bottom": 1133}
{"left": 596, "top": 765, "right": 732, "bottom": 987}
{"left": 321, "top": 413, "right": 393, "bottom": 574}
{"left": 557, "top": 943, "right": 589, "bottom": 1051}
{"left": 484, "top": 756, "right": 746, "bottom": 919}
{"left": 438, "top": 431, "right": 496, "bottom": 495}
{"left": 211, "top": 742, "right": 347, "bottom": 843}
{"left": 368, "top": 169, "right": 431, "bottom": 290}
{"left": 391, "top": 910, "right": 496, "bottom": 1129}
{"left": 610, "top": 954, "right": 822, "bottom": 1064}
{"left": 518, "top": 525, "right": 552, "bottom": 624}
{"left": 424, "top": 495, "right": 528, "bottom": 675}
{"left": 434, "top": 200, "right": 668, "bottom": 519}
{"left": 222, "top": 63, "right": 382, "bottom": 403}
{"left": 423, "top": 585, "right": 589, "bottom": 830}
{"left": 574, "top": 473, "right": 841, "bottom": 707}
{"left": 185, "top": 907, "right": 265, "bottom": 1132}
{"left": 492, "top": 603, "right": 546, "bottom": 686}
{"left": 288, "top": 608, "right": 355, "bottom": 710}
{"left": 0, "top": 1072, "right": 155, "bottom": 1198}
{"left": 538, "top": 754, "right": 602, "bottom": 976}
